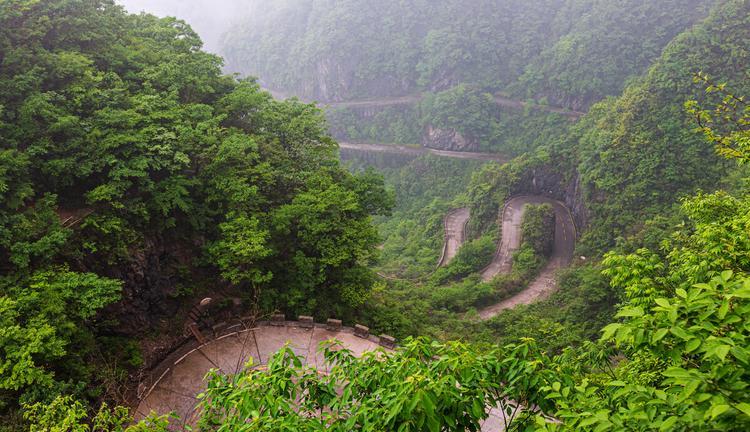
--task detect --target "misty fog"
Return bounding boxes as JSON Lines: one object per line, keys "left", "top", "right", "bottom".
{"left": 115, "top": 0, "right": 254, "bottom": 52}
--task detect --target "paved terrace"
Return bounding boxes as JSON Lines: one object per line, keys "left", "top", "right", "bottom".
{"left": 135, "top": 317, "right": 510, "bottom": 431}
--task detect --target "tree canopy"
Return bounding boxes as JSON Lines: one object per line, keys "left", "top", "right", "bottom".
{"left": 0, "top": 0, "right": 391, "bottom": 416}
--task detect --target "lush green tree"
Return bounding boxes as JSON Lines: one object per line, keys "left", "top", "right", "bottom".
{"left": 574, "top": 0, "right": 749, "bottom": 254}
{"left": 22, "top": 339, "right": 555, "bottom": 431}
{"left": 521, "top": 204, "right": 555, "bottom": 257}
{"left": 540, "top": 63, "right": 750, "bottom": 432}
{"left": 23, "top": 395, "right": 169, "bottom": 432}
{"left": 687, "top": 73, "right": 750, "bottom": 164}
{"left": 195, "top": 338, "right": 554, "bottom": 431}
{"left": 0, "top": 0, "right": 391, "bottom": 419}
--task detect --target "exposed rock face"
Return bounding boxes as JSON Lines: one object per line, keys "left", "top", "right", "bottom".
{"left": 100, "top": 238, "right": 201, "bottom": 336}
{"left": 422, "top": 125, "right": 479, "bottom": 152}
{"left": 287, "top": 57, "right": 416, "bottom": 102}
{"left": 511, "top": 166, "right": 589, "bottom": 235}
{"left": 311, "top": 58, "right": 352, "bottom": 102}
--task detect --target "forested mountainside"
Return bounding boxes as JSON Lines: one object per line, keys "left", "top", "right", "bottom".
{"left": 565, "top": 0, "right": 750, "bottom": 253}
{"left": 357, "top": 0, "right": 750, "bottom": 350}
{"left": 221, "top": 0, "right": 716, "bottom": 156}
{"left": 327, "top": 84, "right": 574, "bottom": 155}
{"left": 0, "top": 0, "right": 390, "bottom": 422}
{"left": 222, "top": 0, "right": 712, "bottom": 109}
{"left": 2, "top": 0, "right": 750, "bottom": 431}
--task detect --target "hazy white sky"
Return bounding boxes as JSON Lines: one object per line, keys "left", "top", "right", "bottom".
{"left": 115, "top": 0, "right": 252, "bottom": 52}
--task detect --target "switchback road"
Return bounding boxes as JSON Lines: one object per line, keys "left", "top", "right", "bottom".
{"left": 437, "top": 197, "right": 576, "bottom": 318}
{"left": 437, "top": 208, "right": 471, "bottom": 266}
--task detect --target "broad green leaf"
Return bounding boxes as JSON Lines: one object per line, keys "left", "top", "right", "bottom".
{"left": 685, "top": 338, "right": 701, "bottom": 353}
{"left": 720, "top": 270, "right": 733, "bottom": 282}
{"left": 617, "top": 307, "right": 644, "bottom": 318}
{"left": 659, "top": 416, "right": 678, "bottom": 431}
{"left": 714, "top": 344, "right": 730, "bottom": 361}
{"left": 601, "top": 323, "right": 622, "bottom": 340}
{"left": 710, "top": 404, "right": 731, "bottom": 419}
{"left": 652, "top": 328, "right": 669, "bottom": 343}
{"left": 669, "top": 327, "right": 692, "bottom": 341}
{"left": 735, "top": 403, "right": 750, "bottom": 418}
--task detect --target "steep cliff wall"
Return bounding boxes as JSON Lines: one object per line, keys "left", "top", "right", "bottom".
{"left": 422, "top": 125, "right": 480, "bottom": 152}
{"left": 511, "top": 166, "right": 588, "bottom": 235}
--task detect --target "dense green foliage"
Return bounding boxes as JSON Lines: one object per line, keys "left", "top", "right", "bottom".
{"left": 0, "top": 0, "right": 390, "bottom": 418}
{"left": 222, "top": 0, "right": 557, "bottom": 100}
{"left": 54, "top": 74, "right": 749, "bottom": 432}
{"left": 431, "top": 234, "right": 495, "bottom": 285}
{"left": 521, "top": 204, "right": 555, "bottom": 257}
{"left": 551, "top": 192, "right": 750, "bottom": 430}
{"left": 573, "top": 0, "right": 750, "bottom": 254}
{"left": 512, "top": 0, "right": 712, "bottom": 110}
{"left": 196, "top": 339, "right": 551, "bottom": 431}
{"left": 32, "top": 338, "right": 556, "bottom": 431}
{"left": 355, "top": 156, "right": 480, "bottom": 279}
{"left": 221, "top": 0, "right": 715, "bottom": 158}
{"left": 327, "top": 105, "right": 421, "bottom": 145}
{"left": 4, "top": 0, "right": 750, "bottom": 430}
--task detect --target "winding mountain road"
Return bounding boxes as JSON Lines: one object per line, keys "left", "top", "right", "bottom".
{"left": 267, "top": 88, "right": 584, "bottom": 120}
{"left": 439, "top": 197, "right": 576, "bottom": 318}
{"left": 338, "top": 142, "right": 506, "bottom": 162}
{"left": 135, "top": 200, "right": 571, "bottom": 430}
{"left": 132, "top": 89, "right": 576, "bottom": 430}
{"left": 323, "top": 94, "right": 421, "bottom": 109}
{"left": 342, "top": 143, "right": 577, "bottom": 315}
{"left": 437, "top": 208, "right": 471, "bottom": 266}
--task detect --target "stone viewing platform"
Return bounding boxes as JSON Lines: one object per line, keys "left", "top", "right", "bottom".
{"left": 135, "top": 313, "right": 509, "bottom": 431}
{"left": 135, "top": 315, "right": 395, "bottom": 427}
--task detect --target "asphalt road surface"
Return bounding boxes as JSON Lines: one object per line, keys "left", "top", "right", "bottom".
{"left": 438, "top": 208, "right": 471, "bottom": 266}
{"left": 338, "top": 142, "right": 506, "bottom": 162}
{"left": 266, "top": 88, "right": 584, "bottom": 119}
{"left": 478, "top": 196, "right": 576, "bottom": 318}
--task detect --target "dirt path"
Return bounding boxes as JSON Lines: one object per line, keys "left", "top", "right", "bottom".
{"left": 438, "top": 208, "right": 471, "bottom": 267}
{"left": 478, "top": 196, "right": 576, "bottom": 318}
{"left": 338, "top": 142, "right": 506, "bottom": 162}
